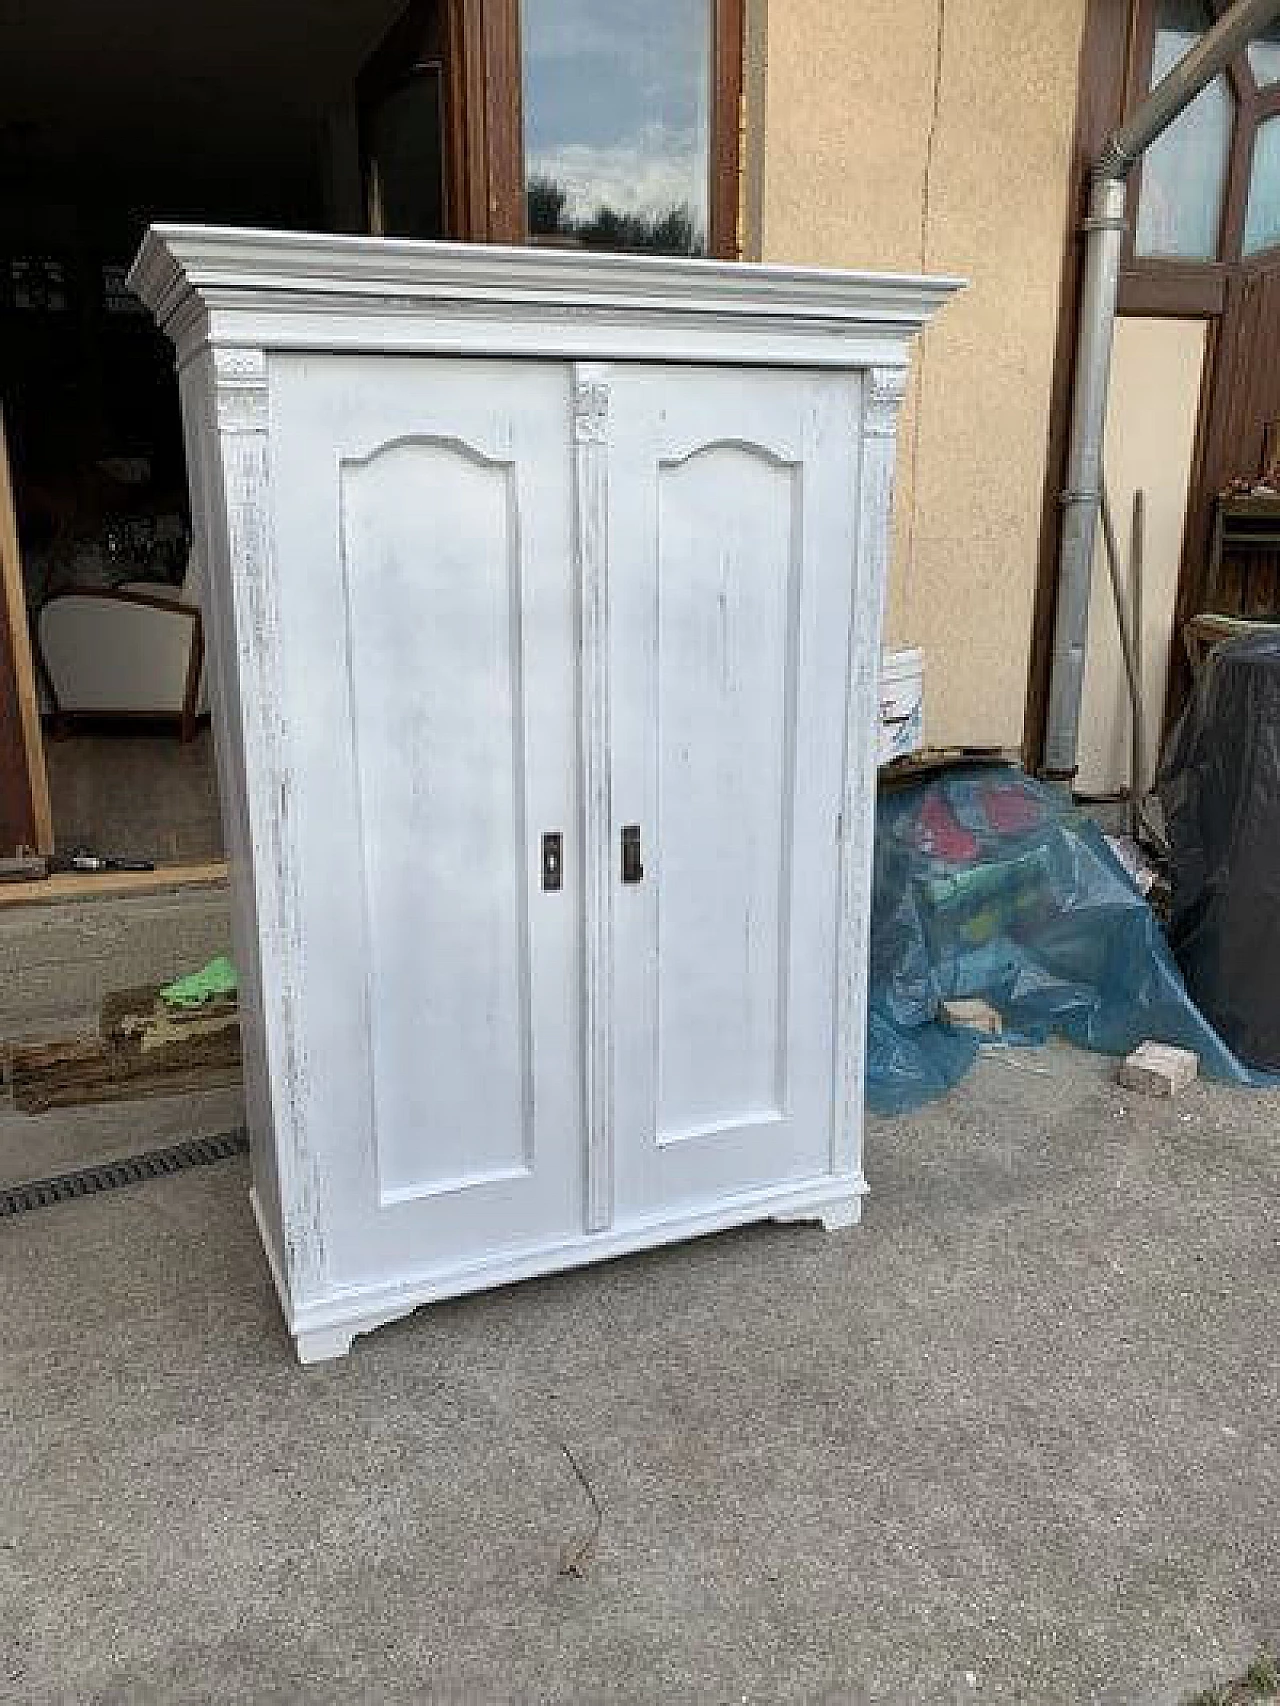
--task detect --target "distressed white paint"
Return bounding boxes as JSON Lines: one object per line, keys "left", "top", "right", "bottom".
{"left": 607, "top": 367, "right": 865, "bottom": 1218}
{"left": 130, "top": 228, "right": 959, "bottom": 1362}
{"left": 574, "top": 362, "right": 616, "bottom": 1236}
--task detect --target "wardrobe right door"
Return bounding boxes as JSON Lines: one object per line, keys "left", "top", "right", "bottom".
{"left": 606, "top": 364, "right": 862, "bottom": 1224}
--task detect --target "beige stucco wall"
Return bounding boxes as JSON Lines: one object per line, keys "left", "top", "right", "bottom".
{"left": 1076, "top": 317, "right": 1207, "bottom": 798}
{"left": 745, "top": 0, "right": 1088, "bottom": 749}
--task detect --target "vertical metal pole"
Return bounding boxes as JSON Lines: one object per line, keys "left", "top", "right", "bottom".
{"left": 1043, "top": 176, "right": 1127, "bottom": 780}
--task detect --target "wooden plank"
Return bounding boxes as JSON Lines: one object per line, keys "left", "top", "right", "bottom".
{"left": 710, "top": 0, "right": 746, "bottom": 259}
{"left": 9, "top": 1035, "right": 103, "bottom": 1076}
{"left": 1220, "top": 494, "right": 1280, "bottom": 521}
{"left": 0, "top": 858, "right": 228, "bottom": 911}
{"left": 0, "top": 410, "right": 54, "bottom": 855}
{"left": 1116, "top": 265, "right": 1227, "bottom": 318}
{"left": 15, "top": 1062, "right": 243, "bottom": 1115}
{"left": 10, "top": 981, "right": 241, "bottom": 1113}
{"left": 480, "top": 0, "right": 524, "bottom": 243}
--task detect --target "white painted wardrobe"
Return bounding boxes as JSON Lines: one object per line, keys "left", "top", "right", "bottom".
{"left": 130, "top": 229, "right": 959, "bottom": 1361}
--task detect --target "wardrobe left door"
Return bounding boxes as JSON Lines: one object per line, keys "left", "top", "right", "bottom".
{"left": 269, "top": 355, "right": 585, "bottom": 1290}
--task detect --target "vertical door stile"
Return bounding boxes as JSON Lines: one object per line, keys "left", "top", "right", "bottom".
{"left": 834, "top": 364, "right": 906, "bottom": 1182}
{"left": 573, "top": 363, "right": 615, "bottom": 1233}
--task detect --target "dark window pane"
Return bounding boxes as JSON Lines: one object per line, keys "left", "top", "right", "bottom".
{"left": 522, "top": 0, "right": 711, "bottom": 256}
{"left": 1136, "top": 0, "right": 1233, "bottom": 260}
{"left": 366, "top": 69, "right": 445, "bottom": 241}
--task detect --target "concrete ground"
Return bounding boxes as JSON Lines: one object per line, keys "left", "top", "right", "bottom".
{"left": 2, "top": 1042, "right": 1279, "bottom": 1704}
{"left": 0, "top": 1085, "right": 245, "bottom": 1186}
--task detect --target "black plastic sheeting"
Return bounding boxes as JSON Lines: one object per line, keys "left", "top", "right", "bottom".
{"left": 866, "top": 766, "right": 1263, "bottom": 1116}
{"left": 1160, "top": 632, "right": 1280, "bottom": 1073}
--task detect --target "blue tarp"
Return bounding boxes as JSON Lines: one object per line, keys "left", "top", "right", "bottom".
{"left": 866, "top": 767, "right": 1263, "bottom": 1116}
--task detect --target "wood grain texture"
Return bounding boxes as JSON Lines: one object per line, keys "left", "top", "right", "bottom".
{"left": 480, "top": 0, "right": 524, "bottom": 243}
{"left": 0, "top": 860, "right": 227, "bottom": 911}
{"left": 11, "top": 983, "right": 240, "bottom": 1113}
{"left": 711, "top": 0, "right": 746, "bottom": 258}
{"left": 14, "top": 1060, "right": 242, "bottom": 1114}
{"left": 0, "top": 411, "right": 53, "bottom": 854}
{"left": 1117, "top": 264, "right": 1227, "bottom": 316}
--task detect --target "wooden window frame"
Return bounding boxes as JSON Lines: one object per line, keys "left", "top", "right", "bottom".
{"left": 448, "top": 0, "right": 744, "bottom": 256}
{"left": 709, "top": 0, "right": 748, "bottom": 257}
{"left": 1118, "top": 0, "right": 1280, "bottom": 315}
{"left": 358, "top": 1, "right": 744, "bottom": 255}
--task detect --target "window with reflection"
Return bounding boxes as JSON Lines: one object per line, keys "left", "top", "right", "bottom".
{"left": 521, "top": 0, "right": 713, "bottom": 255}
{"left": 1136, "top": 0, "right": 1234, "bottom": 259}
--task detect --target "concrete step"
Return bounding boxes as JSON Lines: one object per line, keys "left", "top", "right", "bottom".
{"left": 0, "top": 881, "right": 233, "bottom": 1041}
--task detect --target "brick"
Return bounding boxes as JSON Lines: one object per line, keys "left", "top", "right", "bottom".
{"left": 1118, "top": 1041, "right": 1199, "bottom": 1097}
{"left": 939, "top": 997, "right": 1003, "bottom": 1036}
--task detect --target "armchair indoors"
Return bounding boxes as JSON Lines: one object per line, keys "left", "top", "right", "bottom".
{"left": 37, "top": 548, "right": 208, "bottom": 742}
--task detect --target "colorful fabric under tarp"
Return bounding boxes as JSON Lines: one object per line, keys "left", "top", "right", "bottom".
{"left": 866, "top": 767, "right": 1260, "bottom": 1116}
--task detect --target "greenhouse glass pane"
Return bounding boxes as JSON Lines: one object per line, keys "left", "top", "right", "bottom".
{"left": 1244, "top": 116, "right": 1280, "bottom": 255}
{"left": 1136, "top": 0, "right": 1233, "bottom": 260}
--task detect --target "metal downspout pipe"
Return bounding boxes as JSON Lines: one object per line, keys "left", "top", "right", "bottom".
{"left": 1041, "top": 0, "right": 1280, "bottom": 782}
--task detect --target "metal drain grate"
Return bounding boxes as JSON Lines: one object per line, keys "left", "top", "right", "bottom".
{"left": 0, "top": 1128, "right": 249, "bottom": 1218}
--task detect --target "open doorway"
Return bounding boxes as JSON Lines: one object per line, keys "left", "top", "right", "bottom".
{"left": 0, "top": 0, "right": 458, "bottom": 876}
{"left": 0, "top": 0, "right": 745, "bottom": 883}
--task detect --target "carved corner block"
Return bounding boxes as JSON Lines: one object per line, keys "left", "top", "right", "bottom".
{"left": 864, "top": 365, "right": 909, "bottom": 440}
{"left": 213, "top": 347, "right": 269, "bottom": 435}
{"left": 573, "top": 378, "right": 611, "bottom": 445}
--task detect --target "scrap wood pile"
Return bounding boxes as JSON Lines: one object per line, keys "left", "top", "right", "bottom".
{"left": 5, "top": 956, "right": 240, "bottom": 1114}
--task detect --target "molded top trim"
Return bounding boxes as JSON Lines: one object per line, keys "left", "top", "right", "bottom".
{"left": 128, "top": 225, "right": 964, "bottom": 359}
